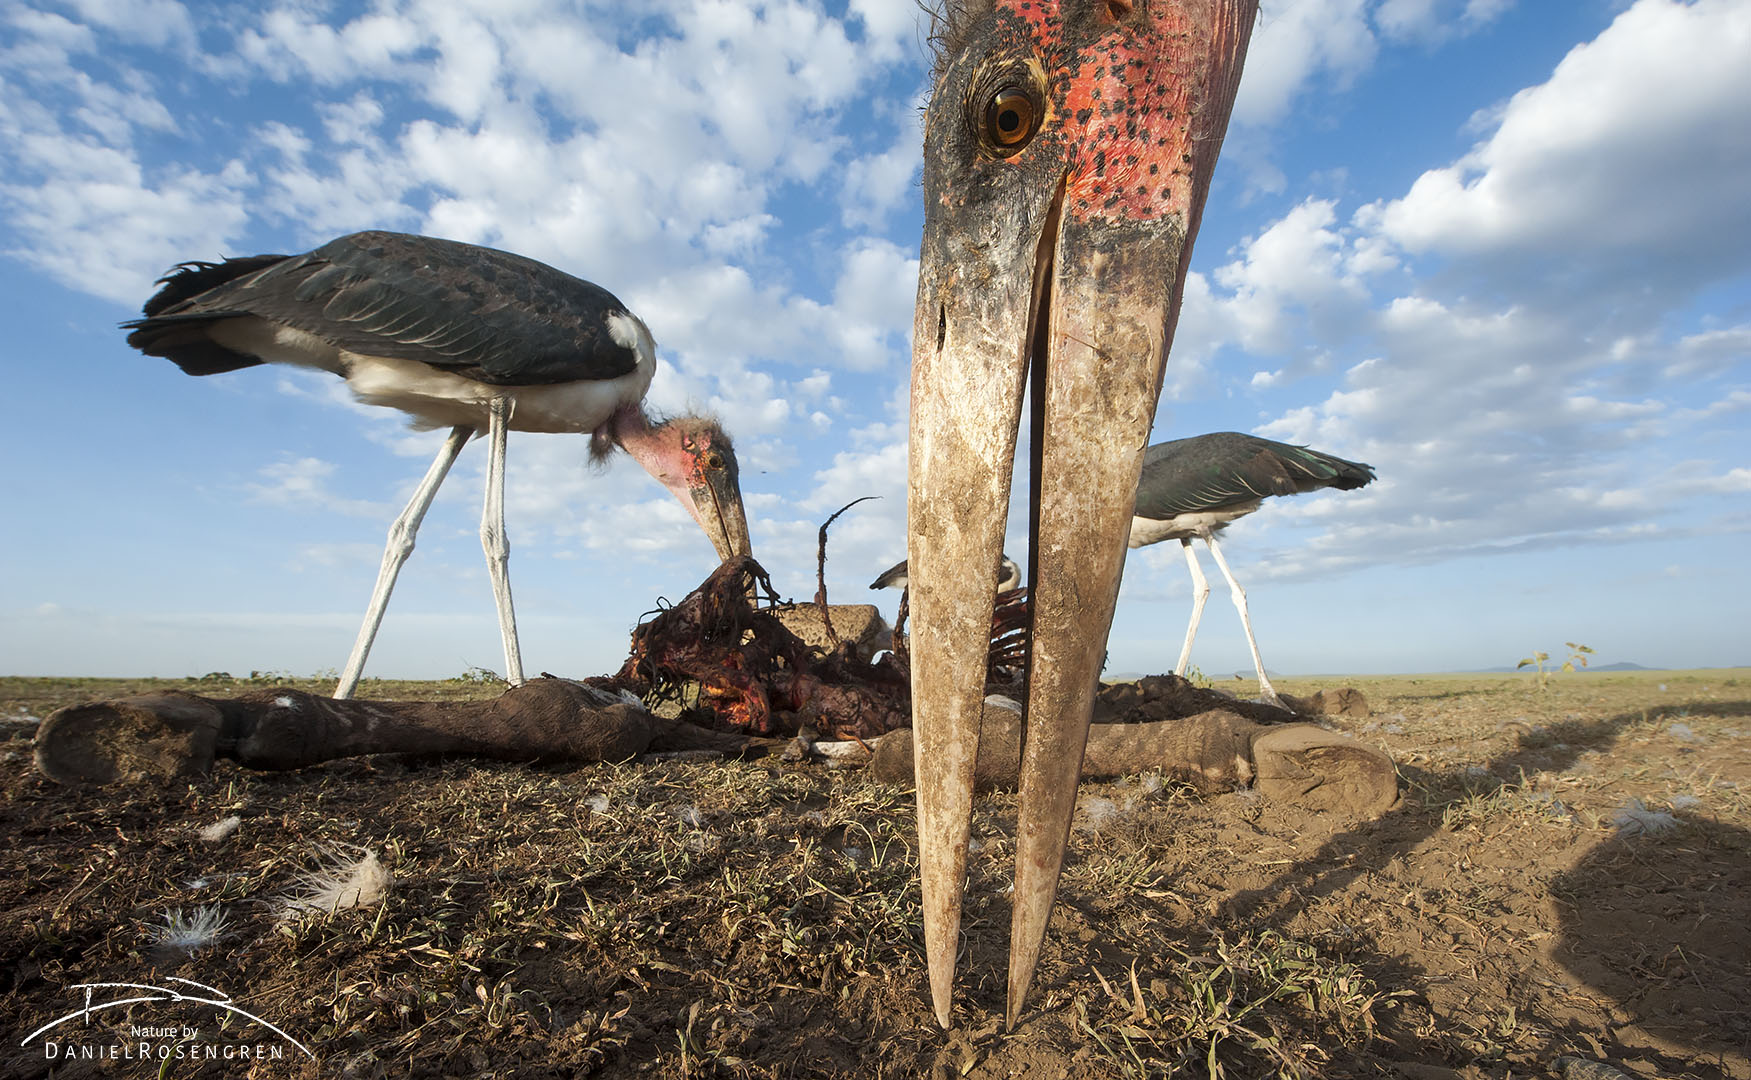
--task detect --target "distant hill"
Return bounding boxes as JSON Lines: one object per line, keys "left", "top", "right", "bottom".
{"left": 1466, "top": 661, "right": 1653, "bottom": 674}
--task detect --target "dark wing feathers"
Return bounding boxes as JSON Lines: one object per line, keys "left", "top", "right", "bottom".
{"left": 1134, "top": 432, "right": 1375, "bottom": 520}
{"left": 124, "top": 230, "right": 642, "bottom": 386}
{"left": 124, "top": 255, "right": 290, "bottom": 375}
{"left": 869, "top": 559, "right": 909, "bottom": 590}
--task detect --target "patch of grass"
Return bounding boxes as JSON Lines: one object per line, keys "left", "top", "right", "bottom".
{"left": 1437, "top": 779, "right": 1577, "bottom": 831}
{"left": 1073, "top": 931, "right": 1399, "bottom": 1079}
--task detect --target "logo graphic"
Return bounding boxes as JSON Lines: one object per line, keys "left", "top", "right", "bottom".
{"left": 21, "top": 976, "right": 315, "bottom": 1063}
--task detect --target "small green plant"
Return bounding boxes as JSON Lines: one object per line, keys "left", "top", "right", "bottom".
{"left": 1516, "top": 642, "right": 1593, "bottom": 690}
{"left": 1183, "top": 664, "right": 1214, "bottom": 690}
{"left": 446, "top": 666, "right": 505, "bottom": 685}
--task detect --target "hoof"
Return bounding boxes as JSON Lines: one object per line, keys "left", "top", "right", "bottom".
{"left": 34, "top": 694, "right": 224, "bottom": 786}
{"left": 1250, "top": 724, "right": 1397, "bottom": 818}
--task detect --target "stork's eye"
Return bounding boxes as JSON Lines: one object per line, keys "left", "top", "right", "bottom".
{"left": 985, "top": 87, "right": 1040, "bottom": 151}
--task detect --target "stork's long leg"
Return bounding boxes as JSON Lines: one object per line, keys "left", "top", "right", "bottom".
{"left": 1202, "top": 533, "right": 1280, "bottom": 706}
{"left": 481, "top": 395, "right": 524, "bottom": 687}
{"left": 1173, "top": 536, "right": 1212, "bottom": 677}
{"left": 335, "top": 424, "right": 473, "bottom": 700}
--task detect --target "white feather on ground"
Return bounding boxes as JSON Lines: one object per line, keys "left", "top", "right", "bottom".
{"left": 148, "top": 905, "right": 228, "bottom": 949}
{"left": 1609, "top": 798, "right": 1681, "bottom": 838}
{"left": 278, "top": 846, "right": 393, "bottom": 918}
{"left": 198, "top": 815, "right": 242, "bottom": 842}
{"left": 1075, "top": 774, "right": 1168, "bottom": 834}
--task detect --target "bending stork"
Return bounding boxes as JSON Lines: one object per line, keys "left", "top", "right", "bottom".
{"left": 909, "top": 0, "right": 1257, "bottom": 1028}
{"left": 124, "top": 230, "right": 751, "bottom": 699}
{"left": 1132, "top": 432, "right": 1375, "bottom": 706}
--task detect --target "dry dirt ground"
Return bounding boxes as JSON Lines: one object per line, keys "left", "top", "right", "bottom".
{"left": 1, "top": 669, "right": 1746, "bottom": 1079}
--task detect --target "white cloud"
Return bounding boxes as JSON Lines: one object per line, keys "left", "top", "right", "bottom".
{"left": 1211, "top": 198, "right": 1373, "bottom": 355}
{"left": 57, "top": 0, "right": 198, "bottom": 51}
{"left": 5, "top": 8, "right": 98, "bottom": 57}
{"left": 1672, "top": 389, "right": 1751, "bottom": 422}
{"left": 1375, "top": 0, "right": 1513, "bottom": 44}
{"left": 828, "top": 238, "right": 919, "bottom": 371}
{"left": 1233, "top": 0, "right": 1377, "bottom": 125}
{"left": 248, "top": 458, "right": 387, "bottom": 519}
{"left": 1167, "top": 1, "right": 1751, "bottom": 588}
{"left": 841, "top": 138, "right": 921, "bottom": 231}
{"left": 847, "top": 0, "right": 919, "bottom": 62}
{"left": 0, "top": 136, "right": 250, "bottom": 304}
{"left": 1368, "top": 0, "right": 1751, "bottom": 291}
{"left": 1663, "top": 326, "right": 1751, "bottom": 380}
{"left": 839, "top": 86, "right": 926, "bottom": 230}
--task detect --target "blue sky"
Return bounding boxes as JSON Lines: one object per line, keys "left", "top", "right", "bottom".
{"left": 2, "top": 0, "right": 1746, "bottom": 680}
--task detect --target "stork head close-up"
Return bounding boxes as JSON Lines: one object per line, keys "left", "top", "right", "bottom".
{"left": 610, "top": 410, "right": 752, "bottom": 568}
{"left": 908, "top": 0, "right": 1258, "bottom": 1029}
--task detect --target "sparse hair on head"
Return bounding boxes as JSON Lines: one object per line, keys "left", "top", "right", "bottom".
{"left": 924, "top": 0, "right": 992, "bottom": 81}
{"left": 657, "top": 411, "right": 733, "bottom": 451}
{"left": 589, "top": 408, "right": 732, "bottom": 468}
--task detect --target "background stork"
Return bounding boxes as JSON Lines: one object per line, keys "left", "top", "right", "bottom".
{"left": 124, "top": 230, "right": 751, "bottom": 699}
{"left": 1131, "top": 432, "right": 1375, "bottom": 707}
{"left": 907, "top": 0, "right": 1258, "bottom": 1028}
{"left": 867, "top": 554, "right": 1020, "bottom": 592}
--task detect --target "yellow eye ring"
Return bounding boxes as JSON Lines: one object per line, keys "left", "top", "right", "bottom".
{"left": 986, "top": 87, "right": 1039, "bottom": 149}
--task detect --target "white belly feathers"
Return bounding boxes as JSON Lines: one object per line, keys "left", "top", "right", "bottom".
{"left": 208, "top": 315, "right": 657, "bottom": 434}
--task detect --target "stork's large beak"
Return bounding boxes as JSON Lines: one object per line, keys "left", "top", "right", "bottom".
{"left": 908, "top": 0, "right": 1255, "bottom": 1029}
{"left": 689, "top": 430, "right": 752, "bottom": 563}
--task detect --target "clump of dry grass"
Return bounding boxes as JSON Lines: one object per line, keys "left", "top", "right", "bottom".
{"left": 1072, "top": 931, "right": 1399, "bottom": 1079}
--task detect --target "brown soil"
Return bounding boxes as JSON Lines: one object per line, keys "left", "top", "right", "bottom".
{"left": 2, "top": 670, "right": 1746, "bottom": 1079}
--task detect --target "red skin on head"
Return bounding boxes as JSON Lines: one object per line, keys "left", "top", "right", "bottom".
{"left": 996, "top": 0, "right": 1251, "bottom": 228}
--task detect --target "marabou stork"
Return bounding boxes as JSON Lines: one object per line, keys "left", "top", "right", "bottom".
{"left": 123, "top": 230, "right": 752, "bottom": 700}
{"left": 909, "top": 0, "right": 1257, "bottom": 1028}
{"left": 867, "top": 553, "right": 1021, "bottom": 592}
{"left": 1131, "top": 432, "right": 1375, "bottom": 706}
